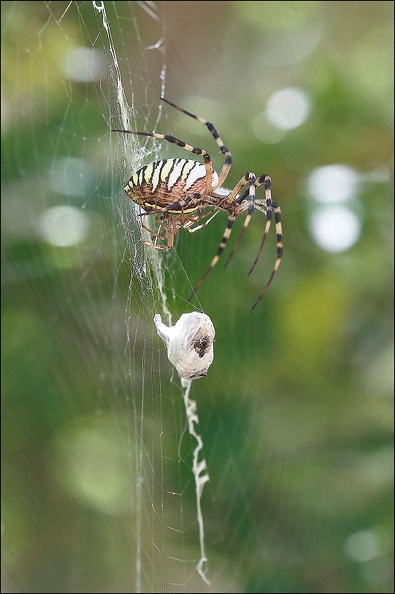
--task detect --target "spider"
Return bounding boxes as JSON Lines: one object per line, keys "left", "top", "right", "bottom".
{"left": 112, "top": 97, "right": 283, "bottom": 309}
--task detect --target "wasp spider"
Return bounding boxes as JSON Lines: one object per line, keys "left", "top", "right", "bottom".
{"left": 112, "top": 98, "right": 283, "bottom": 309}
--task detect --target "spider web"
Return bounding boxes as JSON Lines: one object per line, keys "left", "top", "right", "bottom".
{"left": 2, "top": 2, "right": 394, "bottom": 594}
{"left": 3, "top": 2, "right": 244, "bottom": 591}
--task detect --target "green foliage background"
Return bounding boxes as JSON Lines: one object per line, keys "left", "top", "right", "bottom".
{"left": 2, "top": 2, "right": 393, "bottom": 592}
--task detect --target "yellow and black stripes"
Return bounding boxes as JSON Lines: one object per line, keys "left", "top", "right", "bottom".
{"left": 112, "top": 121, "right": 217, "bottom": 199}
{"left": 124, "top": 158, "right": 219, "bottom": 213}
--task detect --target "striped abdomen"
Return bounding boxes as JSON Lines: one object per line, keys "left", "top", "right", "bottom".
{"left": 125, "top": 158, "right": 219, "bottom": 213}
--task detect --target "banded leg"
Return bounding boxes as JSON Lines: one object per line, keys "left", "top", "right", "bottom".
{"left": 223, "top": 174, "right": 258, "bottom": 267}
{"left": 225, "top": 174, "right": 271, "bottom": 268}
{"left": 160, "top": 97, "right": 232, "bottom": 189}
{"left": 250, "top": 201, "right": 283, "bottom": 310}
{"left": 224, "top": 173, "right": 283, "bottom": 309}
{"left": 247, "top": 175, "right": 274, "bottom": 275}
{"left": 187, "top": 213, "right": 237, "bottom": 301}
{"left": 188, "top": 173, "right": 283, "bottom": 309}
{"left": 188, "top": 172, "right": 256, "bottom": 301}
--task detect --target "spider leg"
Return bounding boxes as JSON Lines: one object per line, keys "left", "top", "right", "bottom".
{"left": 160, "top": 97, "right": 232, "bottom": 188}
{"left": 137, "top": 193, "right": 198, "bottom": 217}
{"left": 223, "top": 174, "right": 272, "bottom": 269}
{"left": 223, "top": 173, "right": 283, "bottom": 309}
{"left": 140, "top": 196, "right": 219, "bottom": 251}
{"left": 185, "top": 209, "right": 221, "bottom": 233}
{"left": 188, "top": 214, "right": 237, "bottom": 302}
{"left": 223, "top": 173, "right": 257, "bottom": 267}
{"left": 187, "top": 173, "right": 256, "bottom": 301}
{"left": 141, "top": 221, "right": 170, "bottom": 250}
{"left": 249, "top": 187, "right": 283, "bottom": 309}
{"left": 250, "top": 215, "right": 282, "bottom": 309}
{"left": 247, "top": 175, "right": 277, "bottom": 274}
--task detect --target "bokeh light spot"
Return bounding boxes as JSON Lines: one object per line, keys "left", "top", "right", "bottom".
{"left": 308, "top": 164, "right": 360, "bottom": 203}
{"left": 265, "top": 87, "right": 311, "bottom": 130}
{"left": 309, "top": 205, "right": 361, "bottom": 253}
{"left": 62, "top": 47, "right": 105, "bottom": 82}
{"left": 37, "top": 206, "right": 90, "bottom": 247}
